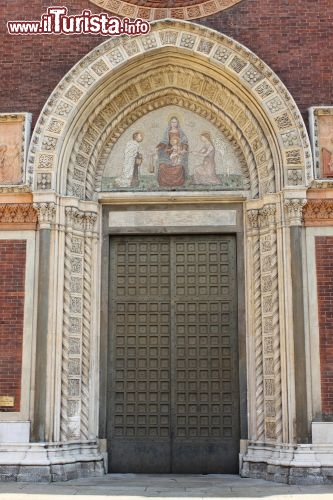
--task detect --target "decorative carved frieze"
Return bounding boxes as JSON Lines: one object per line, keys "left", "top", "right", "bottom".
{"left": 303, "top": 198, "right": 333, "bottom": 225}
{"left": 0, "top": 203, "right": 37, "bottom": 225}
{"left": 0, "top": 185, "right": 31, "bottom": 194}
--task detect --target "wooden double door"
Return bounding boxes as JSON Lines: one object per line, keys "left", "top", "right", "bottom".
{"left": 108, "top": 234, "right": 239, "bottom": 473}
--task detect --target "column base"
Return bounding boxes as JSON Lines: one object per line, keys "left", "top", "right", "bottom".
{"left": 241, "top": 441, "right": 333, "bottom": 484}
{"left": 0, "top": 440, "right": 105, "bottom": 482}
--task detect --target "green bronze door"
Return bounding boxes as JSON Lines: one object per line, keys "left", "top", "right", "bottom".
{"left": 108, "top": 235, "right": 239, "bottom": 473}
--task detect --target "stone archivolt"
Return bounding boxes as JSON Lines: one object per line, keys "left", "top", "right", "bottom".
{"left": 29, "top": 20, "right": 312, "bottom": 200}
{"left": 71, "top": 66, "right": 268, "bottom": 199}
{"left": 89, "top": 0, "right": 244, "bottom": 21}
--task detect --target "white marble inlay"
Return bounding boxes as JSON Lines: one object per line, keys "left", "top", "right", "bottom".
{"left": 312, "top": 422, "right": 333, "bottom": 445}
{"left": 109, "top": 209, "right": 237, "bottom": 228}
{"left": 0, "top": 422, "right": 30, "bottom": 443}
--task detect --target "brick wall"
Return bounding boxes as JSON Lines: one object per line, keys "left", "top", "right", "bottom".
{"left": 0, "top": 240, "right": 26, "bottom": 413}
{"left": 1, "top": 0, "right": 333, "bottom": 128}
{"left": 316, "top": 236, "right": 333, "bottom": 417}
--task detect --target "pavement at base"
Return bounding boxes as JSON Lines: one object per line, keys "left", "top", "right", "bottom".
{"left": 0, "top": 474, "right": 332, "bottom": 500}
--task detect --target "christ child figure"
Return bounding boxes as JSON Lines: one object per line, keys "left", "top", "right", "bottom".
{"left": 169, "top": 137, "right": 183, "bottom": 166}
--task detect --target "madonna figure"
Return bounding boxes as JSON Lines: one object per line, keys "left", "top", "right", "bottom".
{"left": 156, "top": 116, "right": 188, "bottom": 187}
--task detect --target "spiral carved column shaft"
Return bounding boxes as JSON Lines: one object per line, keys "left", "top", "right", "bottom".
{"left": 247, "top": 209, "right": 265, "bottom": 441}
{"left": 247, "top": 203, "right": 283, "bottom": 444}
{"left": 270, "top": 222, "right": 283, "bottom": 442}
{"left": 60, "top": 208, "right": 75, "bottom": 441}
{"left": 80, "top": 214, "right": 97, "bottom": 440}
{"left": 60, "top": 207, "right": 98, "bottom": 441}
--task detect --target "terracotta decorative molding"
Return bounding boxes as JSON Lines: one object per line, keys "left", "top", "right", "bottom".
{"left": 0, "top": 185, "right": 31, "bottom": 193}
{"left": 0, "top": 203, "right": 37, "bottom": 227}
{"left": 303, "top": 199, "right": 333, "bottom": 226}
{"left": 310, "top": 180, "right": 333, "bottom": 189}
{"left": 89, "top": 0, "right": 243, "bottom": 21}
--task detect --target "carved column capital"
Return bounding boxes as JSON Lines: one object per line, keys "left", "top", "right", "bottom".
{"left": 65, "top": 206, "right": 78, "bottom": 227}
{"left": 33, "top": 202, "right": 56, "bottom": 228}
{"left": 259, "top": 204, "right": 276, "bottom": 228}
{"left": 284, "top": 198, "right": 307, "bottom": 226}
{"left": 84, "top": 212, "right": 98, "bottom": 233}
{"left": 247, "top": 209, "right": 260, "bottom": 230}
{"left": 65, "top": 207, "right": 87, "bottom": 231}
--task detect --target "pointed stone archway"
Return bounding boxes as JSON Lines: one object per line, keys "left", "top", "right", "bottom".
{"left": 28, "top": 20, "right": 313, "bottom": 481}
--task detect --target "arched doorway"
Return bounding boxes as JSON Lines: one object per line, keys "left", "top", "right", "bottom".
{"left": 29, "top": 19, "right": 312, "bottom": 479}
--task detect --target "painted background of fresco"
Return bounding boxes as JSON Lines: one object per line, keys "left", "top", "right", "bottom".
{"left": 102, "top": 106, "right": 244, "bottom": 192}
{"left": 318, "top": 114, "right": 333, "bottom": 178}
{"left": 0, "top": 118, "right": 23, "bottom": 184}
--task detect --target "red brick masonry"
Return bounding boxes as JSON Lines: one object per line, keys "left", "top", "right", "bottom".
{"left": 316, "top": 236, "right": 333, "bottom": 417}
{"left": 1, "top": 0, "right": 333, "bottom": 128}
{"left": 0, "top": 240, "right": 26, "bottom": 413}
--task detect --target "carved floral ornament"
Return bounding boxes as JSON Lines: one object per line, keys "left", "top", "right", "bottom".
{"left": 88, "top": 0, "right": 244, "bottom": 20}
{"left": 0, "top": 203, "right": 37, "bottom": 225}
{"left": 28, "top": 20, "right": 312, "bottom": 199}
{"left": 247, "top": 199, "right": 308, "bottom": 229}
{"left": 33, "top": 202, "right": 56, "bottom": 225}
{"left": 246, "top": 204, "right": 277, "bottom": 230}
{"left": 65, "top": 206, "right": 98, "bottom": 232}
{"left": 303, "top": 198, "right": 333, "bottom": 225}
